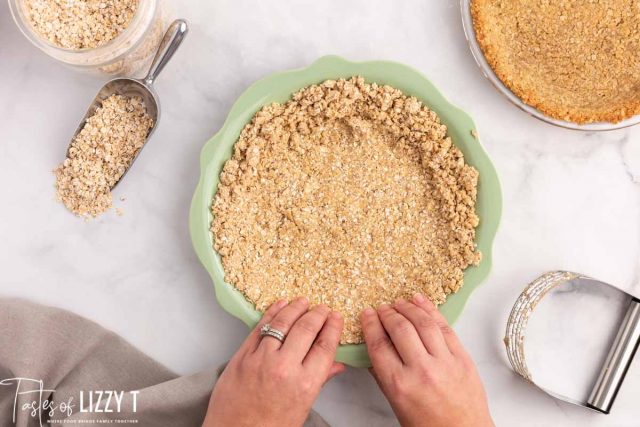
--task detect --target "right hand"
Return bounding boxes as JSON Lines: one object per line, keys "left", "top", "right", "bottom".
{"left": 361, "top": 294, "right": 493, "bottom": 427}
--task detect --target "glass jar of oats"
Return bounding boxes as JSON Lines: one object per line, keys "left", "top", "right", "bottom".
{"left": 8, "top": 0, "right": 165, "bottom": 76}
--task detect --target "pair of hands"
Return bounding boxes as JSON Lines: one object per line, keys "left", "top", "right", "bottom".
{"left": 203, "top": 295, "right": 493, "bottom": 427}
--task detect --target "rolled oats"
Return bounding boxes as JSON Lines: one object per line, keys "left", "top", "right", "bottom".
{"left": 54, "top": 94, "right": 152, "bottom": 218}
{"left": 25, "top": 0, "right": 139, "bottom": 50}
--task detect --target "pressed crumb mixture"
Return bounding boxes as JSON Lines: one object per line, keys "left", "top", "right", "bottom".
{"left": 54, "top": 94, "right": 152, "bottom": 218}
{"left": 472, "top": 0, "right": 640, "bottom": 124}
{"left": 212, "top": 77, "right": 481, "bottom": 344}
{"left": 25, "top": 0, "right": 139, "bottom": 49}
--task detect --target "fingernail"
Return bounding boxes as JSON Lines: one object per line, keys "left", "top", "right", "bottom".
{"left": 275, "top": 300, "right": 288, "bottom": 308}
{"left": 394, "top": 298, "right": 407, "bottom": 306}
{"left": 330, "top": 311, "right": 343, "bottom": 320}
{"left": 413, "top": 293, "right": 425, "bottom": 303}
{"left": 378, "top": 303, "right": 392, "bottom": 311}
{"left": 296, "top": 296, "right": 309, "bottom": 305}
{"left": 362, "top": 308, "right": 375, "bottom": 317}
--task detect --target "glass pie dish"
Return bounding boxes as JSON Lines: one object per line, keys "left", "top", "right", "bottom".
{"left": 460, "top": 0, "right": 640, "bottom": 131}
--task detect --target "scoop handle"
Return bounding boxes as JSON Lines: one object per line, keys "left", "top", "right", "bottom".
{"left": 144, "top": 19, "right": 189, "bottom": 86}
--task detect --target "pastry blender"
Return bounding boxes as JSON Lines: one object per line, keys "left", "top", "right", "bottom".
{"left": 505, "top": 271, "right": 640, "bottom": 414}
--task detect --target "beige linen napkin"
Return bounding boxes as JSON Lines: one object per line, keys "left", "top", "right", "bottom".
{"left": 0, "top": 298, "right": 329, "bottom": 427}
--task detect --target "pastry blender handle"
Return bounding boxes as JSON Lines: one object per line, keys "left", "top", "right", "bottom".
{"left": 587, "top": 297, "right": 640, "bottom": 414}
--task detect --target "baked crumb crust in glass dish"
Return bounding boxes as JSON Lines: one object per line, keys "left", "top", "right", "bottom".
{"left": 463, "top": 0, "right": 640, "bottom": 130}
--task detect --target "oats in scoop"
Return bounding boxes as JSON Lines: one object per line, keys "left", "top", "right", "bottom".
{"left": 54, "top": 94, "right": 152, "bottom": 218}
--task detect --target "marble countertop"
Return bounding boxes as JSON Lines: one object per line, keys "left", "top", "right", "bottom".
{"left": 1, "top": 1, "right": 639, "bottom": 425}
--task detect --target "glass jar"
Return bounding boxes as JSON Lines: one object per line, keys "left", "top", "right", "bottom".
{"left": 8, "top": 0, "right": 165, "bottom": 76}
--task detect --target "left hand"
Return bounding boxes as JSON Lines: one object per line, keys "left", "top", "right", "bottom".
{"left": 202, "top": 297, "right": 345, "bottom": 427}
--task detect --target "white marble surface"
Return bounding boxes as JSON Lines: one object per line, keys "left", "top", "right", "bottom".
{"left": 1, "top": 0, "right": 640, "bottom": 425}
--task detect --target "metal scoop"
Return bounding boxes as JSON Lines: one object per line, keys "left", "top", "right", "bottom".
{"left": 67, "top": 19, "right": 189, "bottom": 189}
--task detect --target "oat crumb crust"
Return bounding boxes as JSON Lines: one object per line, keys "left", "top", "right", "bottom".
{"left": 212, "top": 77, "right": 480, "bottom": 343}
{"left": 54, "top": 94, "right": 152, "bottom": 218}
{"left": 472, "top": 0, "right": 640, "bottom": 124}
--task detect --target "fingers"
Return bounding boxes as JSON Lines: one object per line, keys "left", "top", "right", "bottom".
{"left": 393, "top": 298, "right": 450, "bottom": 357}
{"left": 377, "top": 304, "right": 429, "bottom": 365}
{"left": 412, "top": 294, "right": 464, "bottom": 355}
{"left": 282, "top": 305, "right": 331, "bottom": 359}
{"left": 361, "top": 308, "right": 402, "bottom": 369}
{"left": 244, "top": 299, "right": 289, "bottom": 354}
{"left": 258, "top": 297, "right": 310, "bottom": 352}
{"left": 303, "top": 311, "right": 343, "bottom": 374}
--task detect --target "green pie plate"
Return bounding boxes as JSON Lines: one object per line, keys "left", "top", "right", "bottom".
{"left": 189, "top": 55, "right": 502, "bottom": 368}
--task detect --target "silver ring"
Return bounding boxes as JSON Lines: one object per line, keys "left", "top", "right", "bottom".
{"left": 260, "top": 323, "right": 286, "bottom": 343}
